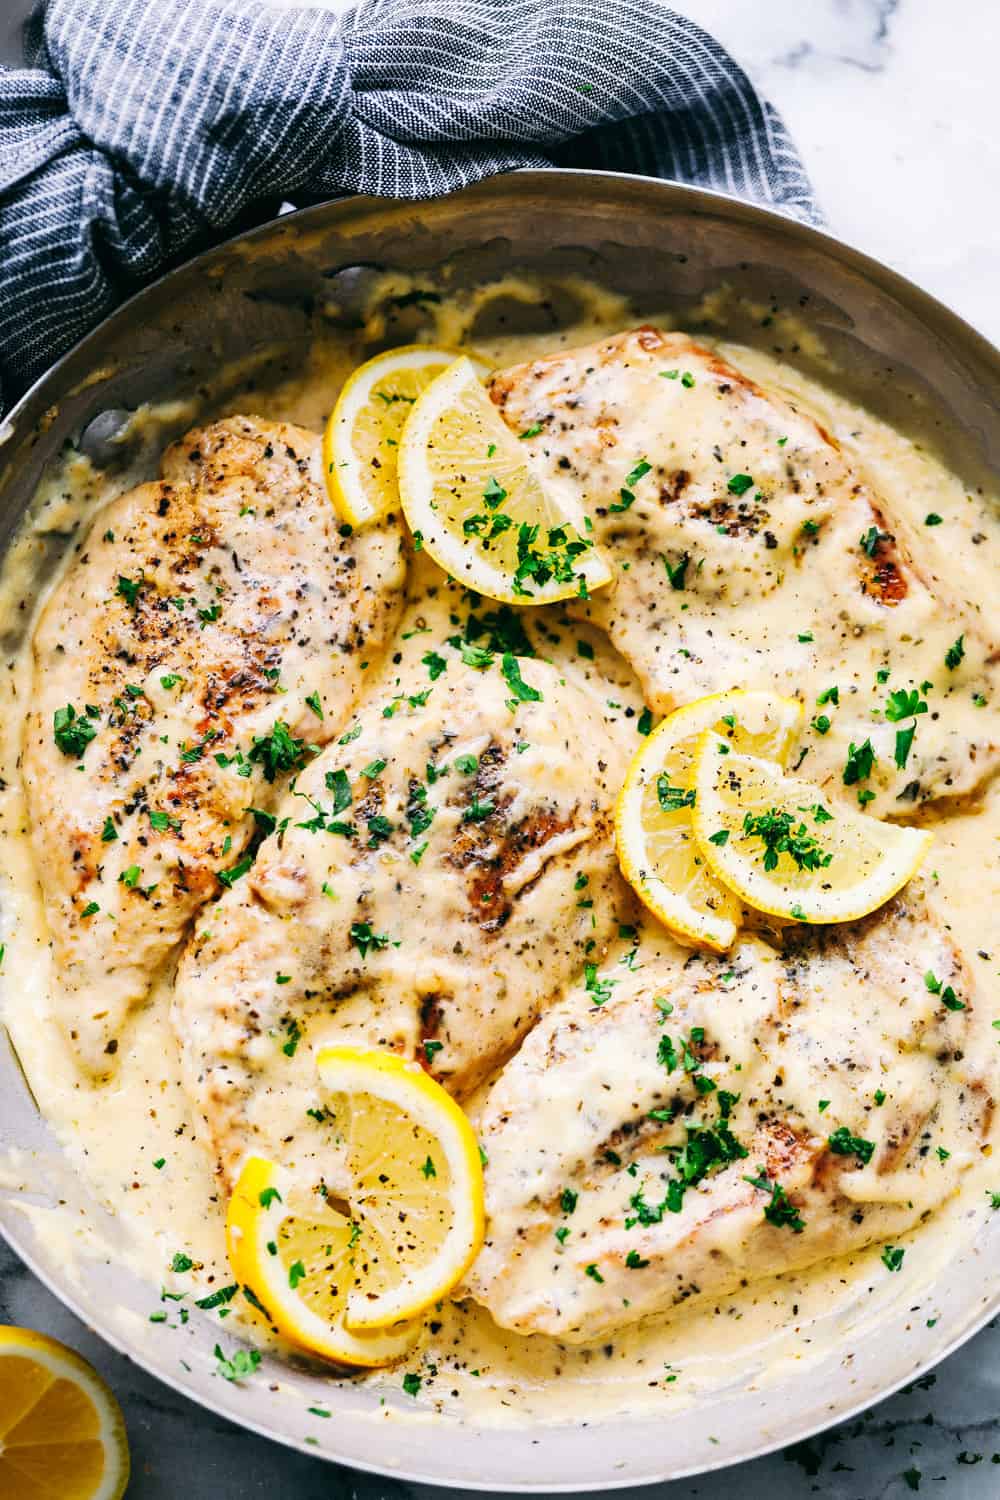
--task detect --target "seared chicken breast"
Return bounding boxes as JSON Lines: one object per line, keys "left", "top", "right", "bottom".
{"left": 171, "top": 655, "right": 628, "bottom": 1184}
{"left": 490, "top": 328, "right": 998, "bottom": 813}
{"left": 24, "top": 416, "right": 405, "bottom": 1073}
{"left": 466, "top": 889, "right": 990, "bottom": 1342}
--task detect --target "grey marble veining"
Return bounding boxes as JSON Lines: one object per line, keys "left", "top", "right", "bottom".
{"left": 2, "top": 1, "right": 1000, "bottom": 1496}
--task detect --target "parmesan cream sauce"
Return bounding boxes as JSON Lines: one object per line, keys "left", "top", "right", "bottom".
{"left": 1, "top": 275, "right": 998, "bottom": 1426}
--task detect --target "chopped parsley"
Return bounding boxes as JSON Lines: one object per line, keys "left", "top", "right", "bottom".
{"left": 924, "top": 970, "right": 964, "bottom": 1010}
{"left": 101, "top": 816, "right": 118, "bottom": 842}
{"left": 743, "top": 1168, "right": 806, "bottom": 1232}
{"left": 459, "top": 642, "right": 494, "bottom": 670}
{"left": 217, "top": 854, "right": 254, "bottom": 888}
{"left": 945, "top": 634, "right": 965, "bottom": 670}
{"left": 741, "top": 808, "right": 831, "bottom": 872}
{"left": 885, "top": 688, "right": 928, "bottom": 722}
{"left": 148, "top": 809, "right": 180, "bottom": 833}
{"left": 249, "top": 721, "right": 315, "bottom": 782}
{"left": 584, "top": 962, "right": 617, "bottom": 1007}
{"left": 501, "top": 653, "right": 543, "bottom": 705}
{"left": 462, "top": 796, "right": 495, "bottom": 824}
{"left": 366, "top": 813, "right": 394, "bottom": 847}
{"left": 656, "top": 776, "right": 695, "bottom": 813}
{"left": 843, "top": 738, "right": 876, "bottom": 788}
{"left": 859, "top": 526, "right": 890, "bottom": 557}
{"left": 195, "top": 1283, "right": 238, "bottom": 1310}
{"left": 662, "top": 552, "right": 689, "bottom": 591}
{"left": 116, "top": 574, "right": 143, "bottom": 607}
{"left": 881, "top": 1245, "right": 905, "bottom": 1273}
{"left": 350, "top": 922, "right": 394, "bottom": 960}
{"left": 421, "top": 650, "right": 448, "bottom": 681}
{"left": 305, "top": 691, "right": 323, "bottom": 719}
{"left": 726, "top": 473, "right": 754, "bottom": 497}
{"left": 53, "top": 704, "right": 98, "bottom": 758}
{"left": 894, "top": 723, "right": 917, "bottom": 769}
{"left": 214, "top": 1344, "right": 261, "bottom": 1382}
{"left": 325, "top": 768, "right": 352, "bottom": 816}
{"left": 827, "top": 1127, "right": 875, "bottom": 1165}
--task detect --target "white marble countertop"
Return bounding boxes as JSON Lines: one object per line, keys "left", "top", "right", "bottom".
{"left": 2, "top": 2, "right": 999, "bottom": 1496}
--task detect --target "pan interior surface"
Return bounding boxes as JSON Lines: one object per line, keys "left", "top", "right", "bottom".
{"left": 0, "top": 172, "right": 998, "bottom": 1491}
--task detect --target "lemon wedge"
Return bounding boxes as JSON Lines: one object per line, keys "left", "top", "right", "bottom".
{"left": 0, "top": 1326, "right": 129, "bottom": 1500}
{"left": 615, "top": 690, "right": 804, "bottom": 951}
{"left": 323, "top": 345, "right": 487, "bottom": 527}
{"left": 227, "top": 1047, "right": 484, "bottom": 1363}
{"left": 690, "top": 733, "right": 933, "bottom": 925}
{"left": 397, "top": 356, "right": 613, "bottom": 604}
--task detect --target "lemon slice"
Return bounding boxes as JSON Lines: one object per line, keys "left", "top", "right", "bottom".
{"left": 615, "top": 690, "right": 804, "bottom": 951}
{"left": 0, "top": 1326, "right": 129, "bottom": 1500}
{"left": 323, "top": 345, "right": 487, "bottom": 526}
{"left": 397, "top": 356, "right": 613, "bottom": 604}
{"left": 227, "top": 1156, "right": 419, "bottom": 1367}
{"left": 227, "top": 1047, "right": 485, "bottom": 1361}
{"left": 690, "top": 734, "right": 933, "bottom": 924}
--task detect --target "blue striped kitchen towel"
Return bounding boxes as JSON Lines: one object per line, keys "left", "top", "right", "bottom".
{"left": 0, "top": 0, "right": 818, "bottom": 411}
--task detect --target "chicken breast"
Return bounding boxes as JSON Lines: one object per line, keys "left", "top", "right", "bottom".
{"left": 466, "top": 889, "right": 990, "bottom": 1342}
{"left": 490, "top": 328, "right": 998, "bottom": 813}
{"left": 23, "top": 415, "right": 405, "bottom": 1074}
{"left": 171, "top": 653, "right": 628, "bottom": 1184}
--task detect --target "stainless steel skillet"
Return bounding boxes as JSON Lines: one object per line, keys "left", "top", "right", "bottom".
{"left": 1, "top": 169, "right": 998, "bottom": 1491}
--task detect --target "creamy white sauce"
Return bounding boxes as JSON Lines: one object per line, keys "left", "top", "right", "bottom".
{"left": 1, "top": 275, "right": 998, "bottom": 1427}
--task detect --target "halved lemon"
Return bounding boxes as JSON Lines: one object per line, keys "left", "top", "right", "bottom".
{"left": 0, "top": 1326, "right": 129, "bottom": 1500}
{"left": 227, "top": 1047, "right": 484, "bottom": 1363}
{"left": 615, "top": 690, "right": 804, "bottom": 951}
{"left": 690, "top": 734, "right": 933, "bottom": 924}
{"left": 323, "top": 345, "right": 487, "bottom": 526}
{"left": 397, "top": 356, "right": 613, "bottom": 604}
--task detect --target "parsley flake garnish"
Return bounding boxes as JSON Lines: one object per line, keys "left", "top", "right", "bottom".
{"left": 741, "top": 807, "right": 831, "bottom": 872}
{"left": 53, "top": 704, "right": 98, "bottom": 759}
{"left": 249, "top": 721, "right": 315, "bottom": 782}
{"left": 214, "top": 1344, "right": 261, "bottom": 1382}
{"left": 500, "top": 653, "right": 543, "bottom": 705}
{"left": 726, "top": 473, "right": 754, "bottom": 497}
{"left": 843, "top": 738, "right": 876, "bottom": 788}
{"left": 827, "top": 1127, "right": 875, "bottom": 1165}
